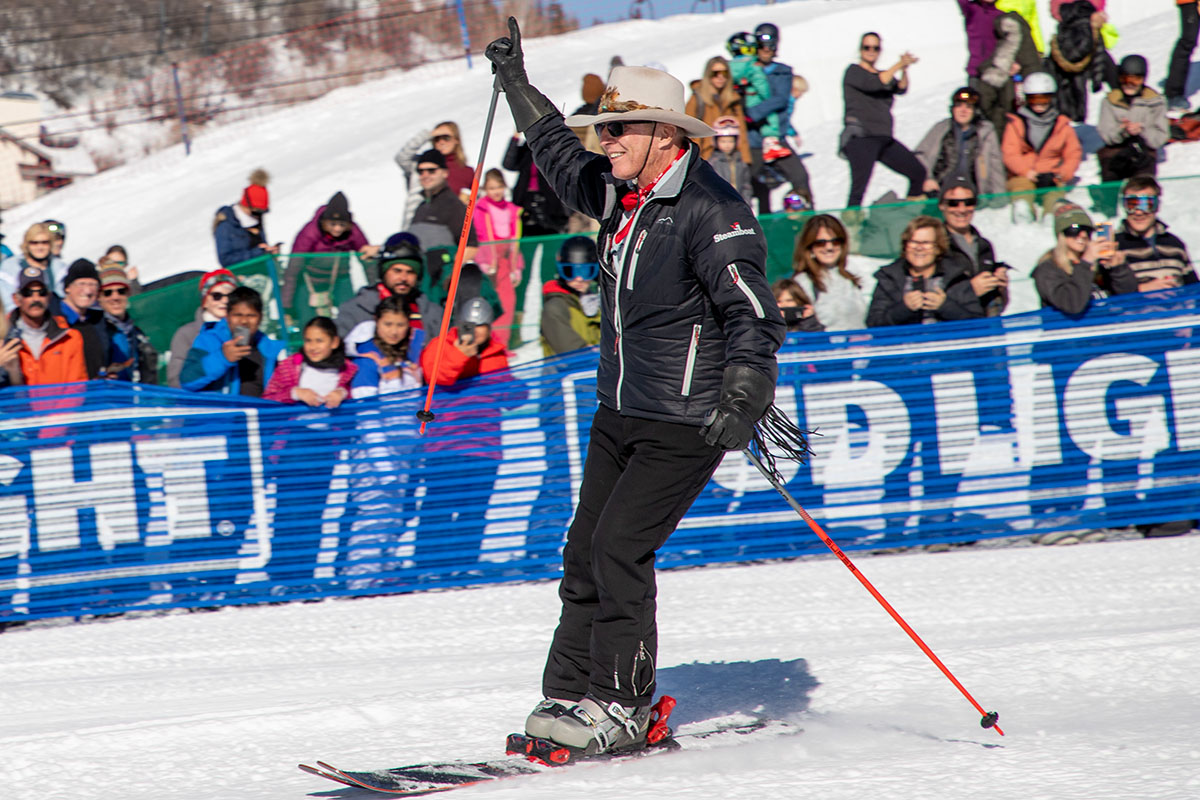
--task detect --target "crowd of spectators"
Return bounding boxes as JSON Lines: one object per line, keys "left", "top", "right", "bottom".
{"left": 2, "top": 0, "right": 1199, "bottom": 401}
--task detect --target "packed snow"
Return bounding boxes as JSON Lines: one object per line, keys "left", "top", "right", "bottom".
{"left": 3, "top": 2, "right": 1200, "bottom": 799}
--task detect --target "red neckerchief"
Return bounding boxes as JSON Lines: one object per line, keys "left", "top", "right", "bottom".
{"left": 614, "top": 147, "right": 687, "bottom": 245}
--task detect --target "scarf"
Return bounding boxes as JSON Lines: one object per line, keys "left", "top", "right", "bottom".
{"left": 1018, "top": 103, "right": 1057, "bottom": 152}
{"left": 303, "top": 348, "right": 345, "bottom": 372}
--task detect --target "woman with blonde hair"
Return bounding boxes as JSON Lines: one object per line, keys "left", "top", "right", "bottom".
{"left": 866, "top": 215, "right": 984, "bottom": 326}
{"left": 430, "top": 120, "right": 475, "bottom": 202}
{"left": 1032, "top": 204, "right": 1137, "bottom": 314}
{"left": 686, "top": 55, "right": 752, "bottom": 164}
{"left": 0, "top": 222, "right": 68, "bottom": 300}
{"left": 791, "top": 214, "right": 867, "bottom": 330}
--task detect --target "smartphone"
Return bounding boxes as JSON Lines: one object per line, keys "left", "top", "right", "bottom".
{"left": 1096, "top": 222, "right": 1115, "bottom": 258}
{"left": 3, "top": 326, "right": 21, "bottom": 344}
{"left": 232, "top": 325, "right": 251, "bottom": 346}
{"left": 459, "top": 325, "right": 476, "bottom": 346}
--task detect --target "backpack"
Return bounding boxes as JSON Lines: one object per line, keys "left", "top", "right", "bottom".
{"left": 1055, "top": 1, "right": 1097, "bottom": 66}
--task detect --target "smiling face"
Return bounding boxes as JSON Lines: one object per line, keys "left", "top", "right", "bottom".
{"left": 303, "top": 325, "right": 339, "bottom": 363}
{"left": 905, "top": 227, "right": 939, "bottom": 271}
{"left": 15, "top": 282, "right": 49, "bottom": 325}
{"left": 431, "top": 125, "right": 458, "bottom": 156}
{"left": 939, "top": 187, "right": 977, "bottom": 233}
{"left": 417, "top": 162, "right": 448, "bottom": 193}
{"left": 1062, "top": 227, "right": 1091, "bottom": 257}
{"left": 64, "top": 277, "right": 99, "bottom": 313}
{"left": 375, "top": 310, "right": 410, "bottom": 347}
{"left": 24, "top": 234, "right": 52, "bottom": 264}
{"left": 202, "top": 282, "right": 235, "bottom": 318}
{"left": 808, "top": 226, "right": 843, "bottom": 269}
{"left": 598, "top": 120, "right": 657, "bottom": 181}
{"left": 484, "top": 177, "right": 507, "bottom": 203}
{"left": 100, "top": 284, "right": 129, "bottom": 318}
{"left": 952, "top": 102, "right": 975, "bottom": 127}
{"left": 1124, "top": 190, "right": 1159, "bottom": 235}
{"left": 860, "top": 34, "right": 881, "bottom": 66}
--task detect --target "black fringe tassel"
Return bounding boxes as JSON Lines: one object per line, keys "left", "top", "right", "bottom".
{"left": 749, "top": 404, "right": 817, "bottom": 484}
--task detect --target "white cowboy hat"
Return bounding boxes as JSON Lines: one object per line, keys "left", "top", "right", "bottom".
{"left": 564, "top": 66, "right": 716, "bottom": 138}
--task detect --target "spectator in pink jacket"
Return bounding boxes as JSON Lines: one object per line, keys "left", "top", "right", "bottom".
{"left": 472, "top": 169, "right": 524, "bottom": 346}
{"left": 283, "top": 192, "right": 381, "bottom": 322}
{"left": 264, "top": 316, "right": 357, "bottom": 408}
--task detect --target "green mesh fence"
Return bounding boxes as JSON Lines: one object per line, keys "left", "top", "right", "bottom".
{"left": 132, "top": 176, "right": 1189, "bottom": 366}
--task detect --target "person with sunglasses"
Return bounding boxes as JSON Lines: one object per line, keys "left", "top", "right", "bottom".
{"left": 790, "top": 214, "right": 866, "bottom": 330}
{"left": 1000, "top": 71, "right": 1081, "bottom": 220}
{"left": 487, "top": 19, "right": 784, "bottom": 755}
{"left": 95, "top": 264, "right": 157, "bottom": 383}
{"left": 686, "top": 56, "right": 751, "bottom": 165}
{"left": 1095, "top": 55, "right": 1169, "bottom": 212}
{"left": 939, "top": 174, "right": 1009, "bottom": 316}
{"left": 541, "top": 236, "right": 602, "bottom": 356}
{"left": 0, "top": 222, "right": 68, "bottom": 302}
{"left": 1108, "top": 176, "right": 1197, "bottom": 293}
{"left": 916, "top": 86, "right": 1007, "bottom": 198}
{"left": 1032, "top": 203, "right": 1137, "bottom": 314}
{"left": 166, "top": 269, "right": 239, "bottom": 388}
{"left": 5, "top": 268, "right": 87, "bottom": 385}
{"left": 407, "top": 149, "right": 479, "bottom": 261}
{"left": 841, "top": 32, "right": 927, "bottom": 209}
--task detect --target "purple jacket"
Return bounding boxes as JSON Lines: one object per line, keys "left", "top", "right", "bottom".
{"left": 958, "top": 0, "right": 1003, "bottom": 78}
{"left": 290, "top": 205, "right": 369, "bottom": 254}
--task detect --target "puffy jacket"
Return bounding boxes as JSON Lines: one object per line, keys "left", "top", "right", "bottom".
{"left": 213, "top": 205, "right": 265, "bottom": 268}
{"left": 1097, "top": 87, "right": 1170, "bottom": 149}
{"left": 263, "top": 352, "right": 356, "bottom": 403}
{"left": 541, "top": 280, "right": 601, "bottom": 356}
{"left": 10, "top": 313, "right": 88, "bottom": 385}
{"left": 1032, "top": 252, "right": 1138, "bottom": 314}
{"left": 685, "top": 61, "right": 752, "bottom": 162}
{"left": 915, "top": 118, "right": 1007, "bottom": 196}
{"left": 957, "top": 0, "right": 1004, "bottom": 77}
{"left": 1001, "top": 112, "right": 1082, "bottom": 182}
{"left": 420, "top": 327, "right": 508, "bottom": 386}
{"left": 1114, "top": 219, "right": 1198, "bottom": 288}
{"left": 746, "top": 60, "right": 795, "bottom": 146}
{"left": 350, "top": 335, "right": 425, "bottom": 398}
{"left": 179, "top": 318, "right": 286, "bottom": 395}
{"left": 336, "top": 284, "right": 443, "bottom": 347}
{"left": 524, "top": 114, "right": 784, "bottom": 426}
{"left": 866, "top": 255, "right": 986, "bottom": 326}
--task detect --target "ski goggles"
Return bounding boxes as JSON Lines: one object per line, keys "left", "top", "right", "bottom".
{"left": 1122, "top": 194, "right": 1159, "bottom": 213}
{"left": 558, "top": 261, "right": 600, "bottom": 282}
{"left": 1025, "top": 93, "right": 1054, "bottom": 105}
{"left": 1119, "top": 74, "right": 1145, "bottom": 86}
{"left": 951, "top": 89, "right": 979, "bottom": 106}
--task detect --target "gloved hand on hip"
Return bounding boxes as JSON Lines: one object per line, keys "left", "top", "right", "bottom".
{"left": 700, "top": 366, "right": 776, "bottom": 451}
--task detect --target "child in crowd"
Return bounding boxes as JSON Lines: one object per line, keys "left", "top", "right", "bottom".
{"left": 772, "top": 278, "right": 824, "bottom": 332}
{"left": 472, "top": 168, "right": 523, "bottom": 347}
{"left": 421, "top": 296, "right": 509, "bottom": 386}
{"left": 180, "top": 285, "right": 286, "bottom": 397}
{"left": 707, "top": 116, "right": 754, "bottom": 204}
{"left": 350, "top": 296, "right": 425, "bottom": 398}
{"left": 264, "top": 316, "right": 356, "bottom": 408}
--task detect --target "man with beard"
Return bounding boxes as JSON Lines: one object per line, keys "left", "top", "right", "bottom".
{"left": 337, "top": 233, "right": 444, "bottom": 355}
{"left": 7, "top": 267, "right": 87, "bottom": 385}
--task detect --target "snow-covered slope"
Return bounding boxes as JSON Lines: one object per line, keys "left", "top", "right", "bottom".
{"left": 0, "top": 533, "right": 1196, "bottom": 800}
{"left": 1, "top": 0, "right": 1189, "bottom": 289}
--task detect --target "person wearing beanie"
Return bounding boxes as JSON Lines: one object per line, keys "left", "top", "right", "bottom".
{"left": 1032, "top": 202, "right": 1137, "bottom": 314}
{"left": 1094, "top": 54, "right": 1168, "bottom": 214}
{"left": 59, "top": 257, "right": 109, "bottom": 377}
{"left": 166, "top": 269, "right": 239, "bottom": 388}
{"left": 284, "top": 191, "right": 378, "bottom": 322}
{"left": 916, "top": 86, "right": 1006, "bottom": 197}
{"left": 336, "top": 231, "right": 444, "bottom": 354}
{"left": 408, "top": 150, "right": 479, "bottom": 261}
{"left": 96, "top": 264, "right": 156, "bottom": 383}
{"left": 213, "top": 168, "right": 279, "bottom": 268}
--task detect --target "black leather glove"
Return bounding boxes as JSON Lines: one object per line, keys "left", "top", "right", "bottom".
{"left": 700, "top": 366, "right": 776, "bottom": 451}
{"left": 485, "top": 16, "right": 558, "bottom": 132}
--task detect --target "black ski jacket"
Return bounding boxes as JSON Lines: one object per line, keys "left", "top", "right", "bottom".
{"left": 524, "top": 114, "right": 784, "bottom": 426}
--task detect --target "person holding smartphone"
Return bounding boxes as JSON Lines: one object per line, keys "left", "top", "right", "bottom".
{"left": 419, "top": 295, "right": 508, "bottom": 386}
{"left": 179, "top": 285, "right": 286, "bottom": 396}
{"left": 939, "top": 174, "right": 1009, "bottom": 316}
{"left": 1, "top": 308, "right": 24, "bottom": 388}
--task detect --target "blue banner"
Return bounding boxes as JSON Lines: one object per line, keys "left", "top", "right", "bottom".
{"left": 3, "top": 287, "right": 1199, "bottom": 621}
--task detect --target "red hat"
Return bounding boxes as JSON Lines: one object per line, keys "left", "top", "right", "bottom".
{"left": 199, "top": 268, "right": 238, "bottom": 298}
{"left": 241, "top": 184, "right": 270, "bottom": 213}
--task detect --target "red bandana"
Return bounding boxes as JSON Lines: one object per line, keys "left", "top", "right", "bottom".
{"left": 615, "top": 147, "right": 687, "bottom": 244}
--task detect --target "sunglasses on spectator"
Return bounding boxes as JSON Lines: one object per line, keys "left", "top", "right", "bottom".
{"left": 28, "top": 239, "right": 51, "bottom": 245}
{"left": 594, "top": 120, "right": 648, "bottom": 137}
{"left": 102, "top": 287, "right": 129, "bottom": 297}
{"left": 942, "top": 197, "right": 977, "bottom": 208}
{"left": 1025, "top": 93, "right": 1053, "bottom": 105}
{"left": 19, "top": 286, "right": 48, "bottom": 297}
{"left": 811, "top": 237, "right": 844, "bottom": 248}
{"left": 416, "top": 166, "right": 442, "bottom": 174}
{"left": 431, "top": 134, "right": 455, "bottom": 143}
{"left": 710, "top": 68, "right": 729, "bottom": 76}
{"left": 861, "top": 44, "right": 880, "bottom": 52}
{"left": 1119, "top": 75, "right": 1144, "bottom": 85}
{"left": 208, "top": 290, "right": 231, "bottom": 302}
{"left": 1123, "top": 194, "right": 1159, "bottom": 212}
{"left": 1063, "top": 225, "right": 1094, "bottom": 238}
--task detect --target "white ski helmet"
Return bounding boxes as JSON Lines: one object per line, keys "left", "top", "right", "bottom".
{"left": 712, "top": 115, "right": 741, "bottom": 138}
{"left": 1023, "top": 72, "right": 1057, "bottom": 95}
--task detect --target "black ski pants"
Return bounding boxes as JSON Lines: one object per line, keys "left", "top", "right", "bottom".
{"left": 844, "top": 135, "right": 927, "bottom": 208}
{"left": 542, "top": 404, "right": 724, "bottom": 708}
{"left": 1165, "top": 2, "right": 1200, "bottom": 100}
{"left": 750, "top": 145, "right": 813, "bottom": 214}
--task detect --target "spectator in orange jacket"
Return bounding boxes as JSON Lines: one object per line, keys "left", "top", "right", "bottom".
{"left": 420, "top": 296, "right": 508, "bottom": 386}
{"left": 8, "top": 267, "right": 87, "bottom": 385}
{"left": 1001, "top": 71, "right": 1081, "bottom": 217}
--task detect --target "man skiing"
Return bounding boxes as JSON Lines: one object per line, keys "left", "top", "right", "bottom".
{"left": 486, "top": 18, "right": 785, "bottom": 756}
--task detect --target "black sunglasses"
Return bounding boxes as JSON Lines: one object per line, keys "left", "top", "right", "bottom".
{"left": 1063, "top": 224, "right": 1094, "bottom": 238}
{"left": 942, "top": 197, "right": 977, "bottom": 208}
{"left": 811, "top": 237, "right": 845, "bottom": 248}
{"left": 416, "top": 166, "right": 442, "bottom": 174}
{"left": 19, "top": 286, "right": 48, "bottom": 297}
{"left": 594, "top": 120, "right": 648, "bottom": 137}
{"left": 431, "top": 133, "right": 455, "bottom": 143}
{"left": 208, "top": 290, "right": 231, "bottom": 301}
{"left": 102, "top": 287, "right": 129, "bottom": 297}
{"left": 861, "top": 44, "right": 880, "bottom": 52}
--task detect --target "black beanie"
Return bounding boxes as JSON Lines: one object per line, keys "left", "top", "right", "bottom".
{"left": 320, "top": 191, "right": 352, "bottom": 223}
{"left": 1119, "top": 55, "right": 1148, "bottom": 78}
{"left": 416, "top": 149, "right": 447, "bottom": 170}
{"left": 64, "top": 258, "right": 100, "bottom": 288}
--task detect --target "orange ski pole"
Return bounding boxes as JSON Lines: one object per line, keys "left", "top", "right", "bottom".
{"left": 744, "top": 450, "right": 1004, "bottom": 736}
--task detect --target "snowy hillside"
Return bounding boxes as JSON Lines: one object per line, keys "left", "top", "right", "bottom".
{"left": 1, "top": 532, "right": 1196, "bottom": 800}
{"left": 2, "top": 0, "right": 1193, "bottom": 290}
